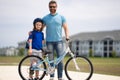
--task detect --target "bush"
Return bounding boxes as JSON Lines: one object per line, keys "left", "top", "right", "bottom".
{"left": 112, "top": 50, "right": 116, "bottom": 57}
{"left": 18, "top": 48, "right": 25, "bottom": 56}
{"left": 89, "top": 49, "right": 93, "bottom": 57}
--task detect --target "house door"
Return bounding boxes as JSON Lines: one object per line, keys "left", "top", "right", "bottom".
{"left": 103, "top": 38, "right": 113, "bottom": 57}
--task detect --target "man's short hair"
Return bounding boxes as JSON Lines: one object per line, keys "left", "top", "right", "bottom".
{"left": 49, "top": 0, "right": 57, "bottom": 6}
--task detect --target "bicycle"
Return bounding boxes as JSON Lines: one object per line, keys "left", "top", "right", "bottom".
{"left": 18, "top": 41, "right": 93, "bottom": 80}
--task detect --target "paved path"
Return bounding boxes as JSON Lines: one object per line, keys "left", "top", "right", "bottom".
{"left": 0, "top": 66, "right": 120, "bottom": 80}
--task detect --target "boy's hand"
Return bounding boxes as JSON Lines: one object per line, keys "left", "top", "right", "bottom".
{"left": 28, "top": 49, "right": 32, "bottom": 55}
{"left": 28, "top": 31, "right": 32, "bottom": 35}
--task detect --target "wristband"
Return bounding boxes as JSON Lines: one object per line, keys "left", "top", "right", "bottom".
{"left": 29, "top": 42, "right": 32, "bottom": 47}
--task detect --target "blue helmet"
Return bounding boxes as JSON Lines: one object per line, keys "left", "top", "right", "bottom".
{"left": 33, "top": 18, "right": 43, "bottom": 26}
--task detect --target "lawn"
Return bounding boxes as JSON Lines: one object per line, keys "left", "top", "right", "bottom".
{"left": 0, "top": 56, "right": 24, "bottom": 65}
{"left": 90, "top": 57, "right": 120, "bottom": 76}
{"left": 0, "top": 56, "right": 120, "bottom": 76}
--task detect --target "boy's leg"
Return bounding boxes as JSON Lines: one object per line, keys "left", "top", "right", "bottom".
{"left": 29, "top": 57, "right": 34, "bottom": 79}
{"left": 35, "top": 50, "right": 42, "bottom": 78}
{"left": 31, "top": 49, "right": 42, "bottom": 79}
{"left": 35, "top": 70, "right": 39, "bottom": 78}
{"left": 29, "top": 66, "right": 34, "bottom": 79}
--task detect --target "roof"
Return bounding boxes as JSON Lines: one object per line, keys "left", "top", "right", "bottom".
{"left": 70, "top": 30, "right": 120, "bottom": 41}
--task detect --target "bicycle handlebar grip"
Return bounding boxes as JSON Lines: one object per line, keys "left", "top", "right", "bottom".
{"left": 66, "top": 38, "right": 70, "bottom": 41}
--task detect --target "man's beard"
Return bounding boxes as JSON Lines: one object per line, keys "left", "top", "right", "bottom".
{"left": 50, "top": 9, "right": 56, "bottom": 14}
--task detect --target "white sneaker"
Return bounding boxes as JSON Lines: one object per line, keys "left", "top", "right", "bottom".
{"left": 49, "top": 77, "right": 54, "bottom": 80}
{"left": 58, "top": 78, "right": 64, "bottom": 80}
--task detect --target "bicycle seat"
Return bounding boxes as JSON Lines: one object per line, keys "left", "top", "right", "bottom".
{"left": 42, "top": 48, "right": 52, "bottom": 55}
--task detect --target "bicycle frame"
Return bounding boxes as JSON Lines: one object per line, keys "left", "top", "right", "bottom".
{"left": 18, "top": 41, "right": 94, "bottom": 80}
{"left": 37, "top": 46, "right": 70, "bottom": 67}
{"left": 47, "top": 46, "right": 71, "bottom": 67}
{"left": 35, "top": 42, "right": 80, "bottom": 73}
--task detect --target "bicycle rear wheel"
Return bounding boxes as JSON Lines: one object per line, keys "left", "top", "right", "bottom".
{"left": 65, "top": 56, "right": 93, "bottom": 80}
{"left": 18, "top": 55, "right": 46, "bottom": 80}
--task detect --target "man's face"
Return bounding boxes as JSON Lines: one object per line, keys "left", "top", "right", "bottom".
{"left": 49, "top": 3, "right": 57, "bottom": 14}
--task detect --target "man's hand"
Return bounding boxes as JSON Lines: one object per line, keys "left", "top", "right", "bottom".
{"left": 66, "top": 38, "right": 70, "bottom": 41}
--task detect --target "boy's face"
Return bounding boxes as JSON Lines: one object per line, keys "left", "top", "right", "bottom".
{"left": 35, "top": 22, "right": 42, "bottom": 30}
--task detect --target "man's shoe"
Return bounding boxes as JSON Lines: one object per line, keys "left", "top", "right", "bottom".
{"left": 58, "top": 78, "right": 64, "bottom": 80}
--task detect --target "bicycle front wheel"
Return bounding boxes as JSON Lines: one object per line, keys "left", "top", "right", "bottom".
{"left": 18, "top": 55, "right": 46, "bottom": 80}
{"left": 65, "top": 56, "right": 93, "bottom": 80}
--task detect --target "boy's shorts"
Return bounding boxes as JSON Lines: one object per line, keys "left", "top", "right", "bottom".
{"left": 30, "top": 49, "right": 43, "bottom": 64}
{"left": 32, "top": 49, "right": 42, "bottom": 58}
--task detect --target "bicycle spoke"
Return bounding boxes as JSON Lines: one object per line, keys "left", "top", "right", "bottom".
{"left": 65, "top": 56, "right": 93, "bottom": 80}
{"left": 18, "top": 55, "right": 46, "bottom": 80}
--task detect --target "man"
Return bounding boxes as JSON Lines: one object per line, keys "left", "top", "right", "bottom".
{"left": 42, "top": 0, "right": 69, "bottom": 80}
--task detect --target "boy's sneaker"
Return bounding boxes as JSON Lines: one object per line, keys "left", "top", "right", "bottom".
{"left": 49, "top": 77, "right": 54, "bottom": 80}
{"left": 29, "top": 67, "right": 34, "bottom": 75}
{"left": 28, "top": 78, "right": 33, "bottom": 80}
{"left": 34, "top": 77, "right": 39, "bottom": 80}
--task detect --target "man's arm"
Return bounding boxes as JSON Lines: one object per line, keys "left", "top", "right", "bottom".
{"left": 63, "top": 23, "right": 69, "bottom": 40}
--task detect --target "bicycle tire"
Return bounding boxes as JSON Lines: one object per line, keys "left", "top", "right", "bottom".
{"left": 18, "top": 55, "right": 46, "bottom": 80}
{"left": 65, "top": 56, "right": 93, "bottom": 80}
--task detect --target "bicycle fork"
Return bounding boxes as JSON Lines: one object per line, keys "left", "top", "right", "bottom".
{"left": 68, "top": 48, "right": 80, "bottom": 71}
{"left": 72, "top": 58, "right": 80, "bottom": 71}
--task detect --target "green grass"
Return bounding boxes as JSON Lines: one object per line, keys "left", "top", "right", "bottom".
{"left": 0, "top": 56, "right": 120, "bottom": 76}
{"left": 90, "top": 57, "right": 120, "bottom": 76}
{"left": 0, "top": 56, "right": 24, "bottom": 65}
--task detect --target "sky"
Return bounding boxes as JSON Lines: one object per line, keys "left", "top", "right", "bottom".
{"left": 0, "top": 0, "right": 120, "bottom": 47}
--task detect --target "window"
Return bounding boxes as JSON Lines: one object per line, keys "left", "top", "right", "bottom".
{"left": 76, "top": 40, "right": 79, "bottom": 45}
{"left": 109, "top": 40, "right": 113, "bottom": 45}
{"left": 104, "top": 41, "right": 107, "bottom": 45}
{"left": 76, "top": 46, "right": 79, "bottom": 51}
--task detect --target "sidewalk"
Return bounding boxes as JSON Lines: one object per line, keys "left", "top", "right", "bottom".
{"left": 0, "top": 66, "right": 120, "bottom": 80}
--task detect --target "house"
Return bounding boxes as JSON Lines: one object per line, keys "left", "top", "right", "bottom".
{"left": 70, "top": 30, "right": 120, "bottom": 57}
{"left": 18, "top": 41, "right": 26, "bottom": 49}
{"left": 18, "top": 30, "right": 120, "bottom": 57}
{"left": 0, "top": 47, "right": 18, "bottom": 56}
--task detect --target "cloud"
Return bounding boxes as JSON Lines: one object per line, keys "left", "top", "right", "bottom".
{"left": 62, "top": 0, "right": 120, "bottom": 19}
{"left": 0, "top": 0, "right": 120, "bottom": 47}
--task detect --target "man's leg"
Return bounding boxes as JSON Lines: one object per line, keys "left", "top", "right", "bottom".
{"left": 46, "top": 42, "right": 55, "bottom": 79}
{"left": 55, "top": 41, "right": 64, "bottom": 79}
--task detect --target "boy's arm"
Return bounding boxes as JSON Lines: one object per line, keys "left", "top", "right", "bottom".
{"left": 42, "top": 40, "right": 45, "bottom": 44}
{"left": 42, "top": 40, "right": 46, "bottom": 48}
{"left": 28, "top": 39, "right": 32, "bottom": 55}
